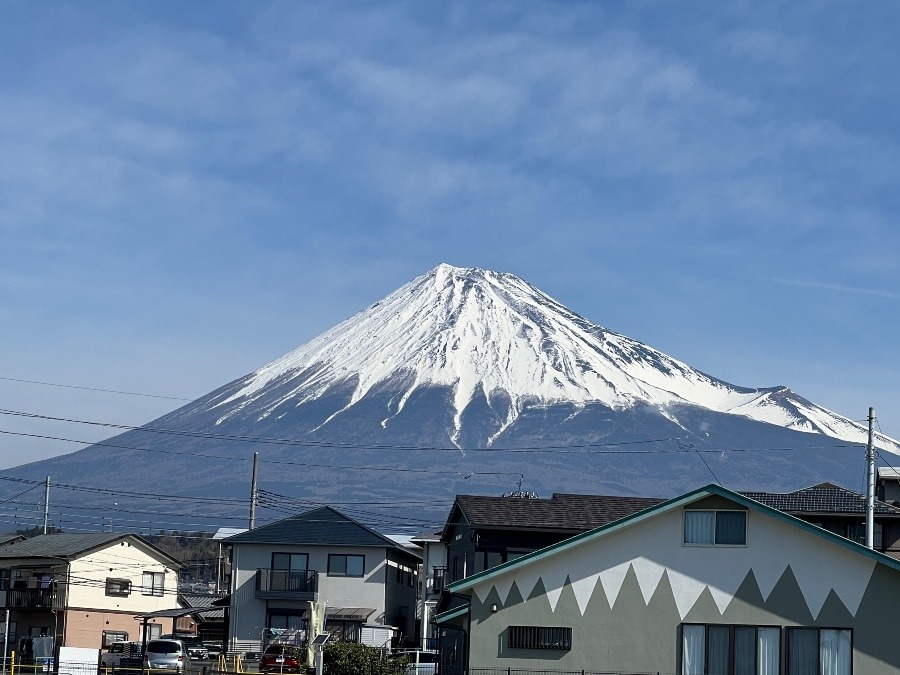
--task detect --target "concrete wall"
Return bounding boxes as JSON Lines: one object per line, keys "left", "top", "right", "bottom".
{"left": 465, "top": 504, "right": 900, "bottom": 674}
{"left": 229, "top": 543, "right": 390, "bottom": 647}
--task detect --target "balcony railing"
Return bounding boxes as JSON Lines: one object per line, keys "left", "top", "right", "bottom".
{"left": 5, "top": 588, "right": 54, "bottom": 609}
{"left": 255, "top": 569, "right": 318, "bottom": 599}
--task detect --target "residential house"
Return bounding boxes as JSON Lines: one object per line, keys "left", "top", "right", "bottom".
{"left": 877, "top": 467, "right": 900, "bottom": 504}
{"left": 439, "top": 484, "right": 900, "bottom": 675}
{"left": 223, "top": 506, "right": 421, "bottom": 653}
{"left": 441, "top": 493, "right": 665, "bottom": 586}
{"left": 409, "top": 530, "right": 445, "bottom": 649}
{"left": 743, "top": 482, "right": 900, "bottom": 559}
{"left": 0, "top": 533, "right": 181, "bottom": 652}
{"left": 177, "top": 592, "right": 225, "bottom": 643}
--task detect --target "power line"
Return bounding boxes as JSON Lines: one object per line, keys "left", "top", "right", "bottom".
{"left": 0, "top": 376, "right": 191, "bottom": 401}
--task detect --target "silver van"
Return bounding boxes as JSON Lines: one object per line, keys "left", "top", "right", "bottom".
{"left": 143, "top": 639, "right": 188, "bottom": 672}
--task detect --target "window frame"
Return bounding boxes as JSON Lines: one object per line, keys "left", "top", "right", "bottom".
{"left": 271, "top": 552, "right": 308, "bottom": 571}
{"left": 507, "top": 625, "right": 572, "bottom": 651}
{"left": 105, "top": 577, "right": 132, "bottom": 597}
{"left": 102, "top": 630, "right": 129, "bottom": 647}
{"left": 141, "top": 571, "right": 165, "bottom": 597}
{"left": 327, "top": 554, "right": 365, "bottom": 577}
{"left": 786, "top": 627, "right": 852, "bottom": 675}
{"left": 681, "top": 623, "right": 782, "bottom": 675}
{"left": 684, "top": 509, "right": 748, "bottom": 546}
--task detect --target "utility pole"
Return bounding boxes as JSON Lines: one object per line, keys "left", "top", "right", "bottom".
{"left": 43, "top": 476, "right": 50, "bottom": 535}
{"left": 866, "top": 407, "right": 876, "bottom": 550}
{"left": 249, "top": 452, "right": 259, "bottom": 530}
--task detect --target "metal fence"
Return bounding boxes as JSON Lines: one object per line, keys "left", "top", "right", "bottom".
{"left": 465, "top": 669, "right": 676, "bottom": 675}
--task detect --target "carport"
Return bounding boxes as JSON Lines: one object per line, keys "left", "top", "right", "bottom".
{"left": 133, "top": 607, "right": 222, "bottom": 655}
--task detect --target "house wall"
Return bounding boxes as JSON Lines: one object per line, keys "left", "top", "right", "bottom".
{"left": 229, "top": 544, "right": 390, "bottom": 648}
{"left": 66, "top": 541, "right": 178, "bottom": 613}
{"left": 384, "top": 552, "right": 418, "bottom": 642}
{"left": 417, "top": 541, "right": 447, "bottom": 643}
{"left": 466, "top": 505, "right": 900, "bottom": 674}
{"left": 62, "top": 609, "right": 167, "bottom": 648}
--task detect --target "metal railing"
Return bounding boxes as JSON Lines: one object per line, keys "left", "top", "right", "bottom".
{"left": 5, "top": 589, "right": 54, "bottom": 609}
{"left": 255, "top": 569, "right": 317, "bottom": 594}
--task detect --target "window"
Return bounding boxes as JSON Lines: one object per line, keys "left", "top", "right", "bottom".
{"left": 142, "top": 571, "right": 165, "bottom": 596}
{"left": 508, "top": 626, "right": 572, "bottom": 651}
{"left": 682, "top": 624, "right": 780, "bottom": 675}
{"left": 270, "top": 553, "right": 310, "bottom": 591}
{"left": 684, "top": 510, "right": 747, "bottom": 545}
{"left": 846, "top": 524, "right": 883, "bottom": 549}
{"left": 272, "top": 553, "right": 308, "bottom": 571}
{"left": 787, "top": 628, "right": 851, "bottom": 675}
{"left": 102, "top": 631, "right": 128, "bottom": 646}
{"left": 0, "top": 569, "right": 9, "bottom": 591}
{"left": 267, "top": 610, "right": 306, "bottom": 632}
{"left": 327, "top": 554, "right": 364, "bottom": 577}
{"left": 105, "top": 578, "right": 132, "bottom": 597}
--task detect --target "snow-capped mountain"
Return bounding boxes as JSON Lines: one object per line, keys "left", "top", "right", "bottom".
{"left": 204, "top": 263, "right": 892, "bottom": 452}
{"left": 4, "top": 264, "right": 896, "bottom": 530}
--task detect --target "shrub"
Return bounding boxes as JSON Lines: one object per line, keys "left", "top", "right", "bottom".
{"left": 322, "top": 642, "right": 406, "bottom": 675}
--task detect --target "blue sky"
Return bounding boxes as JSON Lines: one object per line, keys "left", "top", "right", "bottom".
{"left": 1, "top": 1, "right": 898, "bottom": 468}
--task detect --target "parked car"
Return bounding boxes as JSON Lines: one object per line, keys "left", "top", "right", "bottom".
{"left": 203, "top": 641, "right": 223, "bottom": 659}
{"left": 388, "top": 649, "right": 439, "bottom": 675}
{"left": 259, "top": 644, "right": 303, "bottom": 673}
{"left": 160, "top": 634, "right": 209, "bottom": 660}
{"left": 100, "top": 641, "right": 143, "bottom": 667}
{"left": 144, "top": 639, "right": 189, "bottom": 672}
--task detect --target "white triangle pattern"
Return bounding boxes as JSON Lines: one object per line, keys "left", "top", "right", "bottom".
{"left": 476, "top": 559, "right": 877, "bottom": 621}
{"left": 469, "top": 505, "right": 879, "bottom": 622}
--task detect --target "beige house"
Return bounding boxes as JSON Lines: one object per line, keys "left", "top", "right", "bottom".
{"left": 0, "top": 533, "right": 181, "bottom": 652}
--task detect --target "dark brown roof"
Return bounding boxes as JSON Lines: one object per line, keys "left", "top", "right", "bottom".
{"left": 741, "top": 483, "right": 900, "bottom": 516}
{"left": 447, "top": 493, "right": 664, "bottom": 533}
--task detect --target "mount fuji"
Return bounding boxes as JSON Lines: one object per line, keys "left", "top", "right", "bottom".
{"left": 5, "top": 264, "right": 897, "bottom": 532}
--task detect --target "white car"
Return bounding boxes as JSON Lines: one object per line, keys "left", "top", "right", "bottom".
{"left": 100, "top": 641, "right": 143, "bottom": 667}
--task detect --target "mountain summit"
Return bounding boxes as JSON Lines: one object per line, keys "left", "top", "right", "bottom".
{"left": 205, "top": 263, "right": 886, "bottom": 451}
{"left": 6, "top": 264, "right": 897, "bottom": 527}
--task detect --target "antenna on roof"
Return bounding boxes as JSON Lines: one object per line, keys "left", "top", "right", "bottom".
{"left": 502, "top": 474, "right": 538, "bottom": 499}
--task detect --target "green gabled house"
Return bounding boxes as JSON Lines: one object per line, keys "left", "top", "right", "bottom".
{"left": 438, "top": 484, "right": 900, "bottom": 675}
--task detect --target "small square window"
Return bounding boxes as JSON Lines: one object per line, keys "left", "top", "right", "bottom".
{"left": 142, "top": 571, "right": 165, "bottom": 597}
{"left": 105, "top": 578, "right": 131, "bottom": 597}
{"left": 327, "top": 554, "right": 365, "bottom": 577}
{"left": 103, "top": 631, "right": 128, "bottom": 646}
{"left": 684, "top": 510, "right": 746, "bottom": 546}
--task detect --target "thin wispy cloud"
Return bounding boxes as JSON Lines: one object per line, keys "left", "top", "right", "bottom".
{"left": 771, "top": 278, "right": 900, "bottom": 301}
{"left": 0, "top": 0, "right": 899, "bottom": 464}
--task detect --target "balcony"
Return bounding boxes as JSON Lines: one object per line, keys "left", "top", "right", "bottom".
{"left": 255, "top": 569, "right": 318, "bottom": 600}
{"left": 4, "top": 588, "right": 54, "bottom": 609}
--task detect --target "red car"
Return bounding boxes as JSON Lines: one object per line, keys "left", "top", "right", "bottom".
{"left": 260, "top": 644, "right": 303, "bottom": 673}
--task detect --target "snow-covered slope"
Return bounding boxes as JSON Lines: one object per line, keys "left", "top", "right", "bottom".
{"left": 208, "top": 263, "right": 897, "bottom": 453}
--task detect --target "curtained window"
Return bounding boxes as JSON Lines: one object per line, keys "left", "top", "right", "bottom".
{"left": 683, "top": 624, "right": 782, "bottom": 675}
{"left": 684, "top": 510, "right": 746, "bottom": 545}
{"left": 788, "top": 628, "right": 851, "bottom": 675}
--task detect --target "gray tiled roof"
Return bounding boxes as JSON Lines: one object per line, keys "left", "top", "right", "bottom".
{"left": 451, "top": 493, "right": 664, "bottom": 531}
{"left": 179, "top": 593, "right": 225, "bottom": 619}
{"left": 225, "top": 506, "right": 414, "bottom": 553}
{"left": 0, "top": 533, "right": 129, "bottom": 559}
{"left": 741, "top": 483, "right": 900, "bottom": 515}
